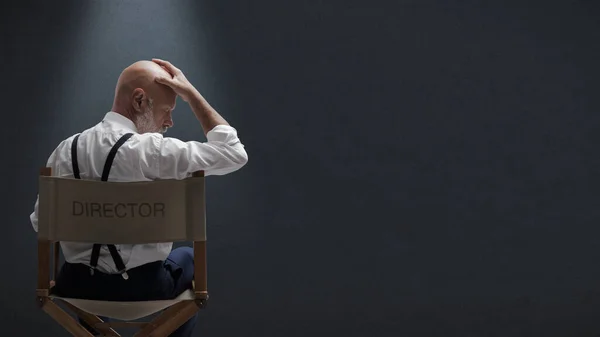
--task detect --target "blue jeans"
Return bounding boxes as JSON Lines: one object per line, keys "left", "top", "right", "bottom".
{"left": 54, "top": 247, "right": 198, "bottom": 337}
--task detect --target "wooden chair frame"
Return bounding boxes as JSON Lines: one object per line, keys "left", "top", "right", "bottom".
{"left": 36, "top": 168, "right": 209, "bottom": 337}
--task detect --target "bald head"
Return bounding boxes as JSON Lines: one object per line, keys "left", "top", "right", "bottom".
{"left": 113, "top": 60, "right": 173, "bottom": 103}
{"left": 111, "top": 60, "right": 177, "bottom": 134}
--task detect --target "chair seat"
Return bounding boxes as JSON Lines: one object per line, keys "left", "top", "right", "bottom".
{"left": 49, "top": 289, "right": 195, "bottom": 321}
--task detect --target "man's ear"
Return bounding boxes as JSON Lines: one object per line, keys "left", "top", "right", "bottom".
{"left": 131, "top": 89, "right": 145, "bottom": 113}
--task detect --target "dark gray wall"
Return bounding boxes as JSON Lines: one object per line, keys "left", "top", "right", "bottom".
{"left": 2, "top": 0, "right": 600, "bottom": 336}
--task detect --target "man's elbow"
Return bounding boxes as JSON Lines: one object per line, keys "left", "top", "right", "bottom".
{"left": 225, "top": 146, "right": 248, "bottom": 173}
{"left": 207, "top": 150, "right": 248, "bottom": 176}
{"left": 229, "top": 147, "right": 248, "bottom": 171}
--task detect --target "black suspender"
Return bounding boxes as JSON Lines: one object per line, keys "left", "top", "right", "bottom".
{"left": 71, "top": 134, "right": 81, "bottom": 179}
{"left": 71, "top": 132, "right": 134, "bottom": 280}
{"left": 90, "top": 243, "right": 128, "bottom": 279}
{"left": 101, "top": 133, "right": 134, "bottom": 182}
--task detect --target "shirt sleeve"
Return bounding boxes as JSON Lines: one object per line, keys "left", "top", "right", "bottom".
{"left": 30, "top": 197, "right": 39, "bottom": 232}
{"left": 139, "top": 124, "right": 249, "bottom": 180}
{"left": 29, "top": 142, "right": 63, "bottom": 233}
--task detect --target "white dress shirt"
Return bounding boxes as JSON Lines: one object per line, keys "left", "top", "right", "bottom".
{"left": 30, "top": 111, "right": 248, "bottom": 274}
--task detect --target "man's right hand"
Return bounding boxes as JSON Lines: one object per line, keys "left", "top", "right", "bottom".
{"left": 152, "top": 58, "right": 199, "bottom": 103}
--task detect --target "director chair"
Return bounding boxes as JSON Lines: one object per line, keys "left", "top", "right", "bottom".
{"left": 35, "top": 167, "right": 209, "bottom": 336}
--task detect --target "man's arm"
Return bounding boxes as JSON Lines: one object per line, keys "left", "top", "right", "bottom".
{"left": 142, "top": 58, "right": 248, "bottom": 179}
{"left": 30, "top": 197, "right": 39, "bottom": 232}
{"left": 29, "top": 141, "right": 65, "bottom": 232}
{"left": 133, "top": 128, "right": 247, "bottom": 180}
{"left": 188, "top": 89, "right": 229, "bottom": 136}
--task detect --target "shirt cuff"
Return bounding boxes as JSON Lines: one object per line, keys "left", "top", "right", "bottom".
{"left": 206, "top": 124, "right": 240, "bottom": 143}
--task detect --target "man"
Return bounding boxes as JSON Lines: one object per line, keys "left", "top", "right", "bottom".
{"left": 29, "top": 59, "right": 248, "bottom": 336}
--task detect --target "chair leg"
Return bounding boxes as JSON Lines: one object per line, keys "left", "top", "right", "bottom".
{"left": 57, "top": 299, "right": 121, "bottom": 336}
{"left": 133, "top": 301, "right": 199, "bottom": 337}
{"left": 149, "top": 302, "right": 199, "bottom": 337}
{"left": 40, "top": 298, "right": 95, "bottom": 337}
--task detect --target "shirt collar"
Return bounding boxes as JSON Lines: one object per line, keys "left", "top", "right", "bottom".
{"left": 102, "top": 111, "right": 138, "bottom": 133}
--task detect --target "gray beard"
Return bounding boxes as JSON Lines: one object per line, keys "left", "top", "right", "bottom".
{"left": 135, "top": 109, "right": 167, "bottom": 134}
